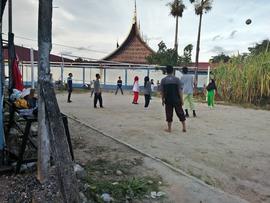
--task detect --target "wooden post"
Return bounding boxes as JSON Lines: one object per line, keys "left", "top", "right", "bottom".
{"left": 8, "top": 0, "right": 14, "bottom": 94}
{"left": 37, "top": 0, "right": 52, "bottom": 184}
{"left": 30, "top": 48, "right": 35, "bottom": 88}
{"left": 0, "top": 0, "right": 7, "bottom": 151}
{"left": 38, "top": 1, "right": 79, "bottom": 202}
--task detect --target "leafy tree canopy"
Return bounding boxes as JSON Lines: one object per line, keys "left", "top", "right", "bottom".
{"left": 146, "top": 41, "right": 193, "bottom": 66}
{"left": 248, "top": 39, "right": 270, "bottom": 55}
{"left": 210, "top": 53, "right": 231, "bottom": 63}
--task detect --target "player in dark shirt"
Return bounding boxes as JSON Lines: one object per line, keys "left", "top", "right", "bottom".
{"left": 67, "top": 73, "right": 73, "bottom": 103}
{"left": 160, "top": 66, "right": 186, "bottom": 133}
{"left": 115, "top": 76, "right": 123, "bottom": 95}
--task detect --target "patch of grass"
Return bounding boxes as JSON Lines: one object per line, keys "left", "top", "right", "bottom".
{"left": 84, "top": 158, "right": 163, "bottom": 202}
{"left": 85, "top": 176, "right": 161, "bottom": 203}
{"left": 86, "top": 159, "right": 131, "bottom": 176}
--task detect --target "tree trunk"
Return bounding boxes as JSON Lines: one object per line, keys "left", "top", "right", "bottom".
{"left": 174, "top": 16, "right": 179, "bottom": 55}
{"left": 38, "top": 0, "right": 79, "bottom": 202}
{"left": 194, "top": 12, "right": 203, "bottom": 86}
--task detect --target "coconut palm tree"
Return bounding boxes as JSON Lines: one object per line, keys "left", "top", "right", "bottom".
{"left": 168, "top": 0, "right": 185, "bottom": 55}
{"left": 190, "top": 0, "right": 213, "bottom": 82}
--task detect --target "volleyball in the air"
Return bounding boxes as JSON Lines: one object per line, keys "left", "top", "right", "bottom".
{"left": 245, "top": 19, "right": 252, "bottom": 25}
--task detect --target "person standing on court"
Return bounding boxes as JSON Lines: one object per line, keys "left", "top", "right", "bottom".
{"left": 94, "top": 73, "right": 103, "bottom": 108}
{"left": 115, "top": 76, "right": 123, "bottom": 95}
{"left": 206, "top": 78, "right": 217, "bottom": 108}
{"left": 67, "top": 73, "right": 73, "bottom": 103}
{"left": 150, "top": 79, "right": 155, "bottom": 92}
{"left": 160, "top": 65, "right": 186, "bottom": 133}
{"left": 181, "top": 66, "right": 196, "bottom": 117}
{"left": 132, "top": 76, "right": 139, "bottom": 104}
{"left": 144, "top": 76, "right": 152, "bottom": 108}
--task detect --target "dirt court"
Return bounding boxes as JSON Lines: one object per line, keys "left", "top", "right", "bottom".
{"left": 58, "top": 92, "right": 270, "bottom": 203}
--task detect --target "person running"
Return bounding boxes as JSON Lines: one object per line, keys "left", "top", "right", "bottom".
{"left": 93, "top": 74, "right": 103, "bottom": 108}
{"left": 206, "top": 78, "right": 217, "bottom": 108}
{"left": 115, "top": 76, "right": 123, "bottom": 95}
{"left": 181, "top": 67, "right": 196, "bottom": 117}
{"left": 160, "top": 65, "right": 186, "bottom": 133}
{"left": 144, "top": 76, "right": 152, "bottom": 108}
{"left": 67, "top": 73, "right": 73, "bottom": 103}
{"left": 132, "top": 76, "right": 139, "bottom": 104}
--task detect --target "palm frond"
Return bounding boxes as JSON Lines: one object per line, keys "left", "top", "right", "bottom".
{"left": 168, "top": 0, "right": 186, "bottom": 17}
{"left": 192, "top": 0, "right": 213, "bottom": 15}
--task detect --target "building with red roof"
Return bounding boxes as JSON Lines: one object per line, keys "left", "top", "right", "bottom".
{"left": 103, "top": 3, "right": 155, "bottom": 64}
{"left": 3, "top": 45, "right": 73, "bottom": 62}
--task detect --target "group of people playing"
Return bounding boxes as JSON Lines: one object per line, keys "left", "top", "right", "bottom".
{"left": 131, "top": 76, "right": 156, "bottom": 108}
{"left": 66, "top": 65, "right": 217, "bottom": 133}
{"left": 67, "top": 72, "right": 103, "bottom": 108}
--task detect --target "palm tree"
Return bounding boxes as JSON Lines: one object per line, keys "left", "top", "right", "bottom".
{"left": 190, "top": 0, "right": 213, "bottom": 83}
{"left": 168, "top": 0, "right": 185, "bottom": 55}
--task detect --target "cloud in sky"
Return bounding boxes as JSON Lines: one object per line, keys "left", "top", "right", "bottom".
{"left": 229, "top": 30, "right": 237, "bottom": 39}
{"left": 2, "top": 0, "right": 270, "bottom": 61}
{"left": 209, "top": 46, "right": 233, "bottom": 55}
{"left": 212, "top": 35, "right": 222, "bottom": 41}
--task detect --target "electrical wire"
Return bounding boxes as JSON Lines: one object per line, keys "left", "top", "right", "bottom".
{"left": 2, "top": 33, "right": 108, "bottom": 54}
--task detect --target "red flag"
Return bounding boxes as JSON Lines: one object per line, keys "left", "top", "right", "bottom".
{"left": 12, "top": 57, "right": 24, "bottom": 91}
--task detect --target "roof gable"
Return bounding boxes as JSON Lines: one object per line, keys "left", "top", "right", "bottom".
{"left": 103, "top": 20, "right": 155, "bottom": 64}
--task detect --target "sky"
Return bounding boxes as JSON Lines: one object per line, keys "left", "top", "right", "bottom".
{"left": 2, "top": 0, "right": 270, "bottom": 62}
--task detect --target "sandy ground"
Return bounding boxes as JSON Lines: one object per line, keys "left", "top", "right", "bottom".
{"left": 69, "top": 114, "right": 248, "bottom": 203}
{"left": 58, "top": 92, "right": 270, "bottom": 203}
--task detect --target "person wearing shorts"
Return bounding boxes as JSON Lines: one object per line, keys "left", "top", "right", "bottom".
{"left": 160, "top": 65, "right": 186, "bottom": 133}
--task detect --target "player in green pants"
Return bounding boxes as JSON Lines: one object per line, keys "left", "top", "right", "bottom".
{"left": 206, "top": 79, "right": 217, "bottom": 108}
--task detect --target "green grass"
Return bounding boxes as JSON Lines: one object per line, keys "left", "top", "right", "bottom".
{"left": 85, "top": 176, "right": 161, "bottom": 202}
{"left": 84, "top": 159, "right": 163, "bottom": 202}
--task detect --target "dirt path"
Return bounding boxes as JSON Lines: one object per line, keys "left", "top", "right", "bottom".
{"left": 69, "top": 117, "right": 248, "bottom": 203}
{"left": 58, "top": 92, "right": 270, "bottom": 203}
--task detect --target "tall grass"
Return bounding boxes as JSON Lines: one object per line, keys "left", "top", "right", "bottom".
{"left": 213, "top": 52, "right": 270, "bottom": 106}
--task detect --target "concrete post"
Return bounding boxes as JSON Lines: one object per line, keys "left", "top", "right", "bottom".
{"left": 82, "top": 67, "right": 85, "bottom": 86}
{"left": 60, "top": 54, "right": 64, "bottom": 84}
{"left": 125, "top": 69, "right": 128, "bottom": 87}
{"left": 103, "top": 68, "right": 106, "bottom": 86}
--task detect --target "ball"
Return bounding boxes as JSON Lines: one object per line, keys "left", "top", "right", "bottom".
{"left": 246, "top": 19, "right": 252, "bottom": 25}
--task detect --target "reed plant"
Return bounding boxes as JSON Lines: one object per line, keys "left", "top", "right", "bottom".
{"left": 213, "top": 52, "right": 270, "bottom": 106}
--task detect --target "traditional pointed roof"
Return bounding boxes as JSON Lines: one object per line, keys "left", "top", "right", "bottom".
{"left": 103, "top": 1, "right": 155, "bottom": 64}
